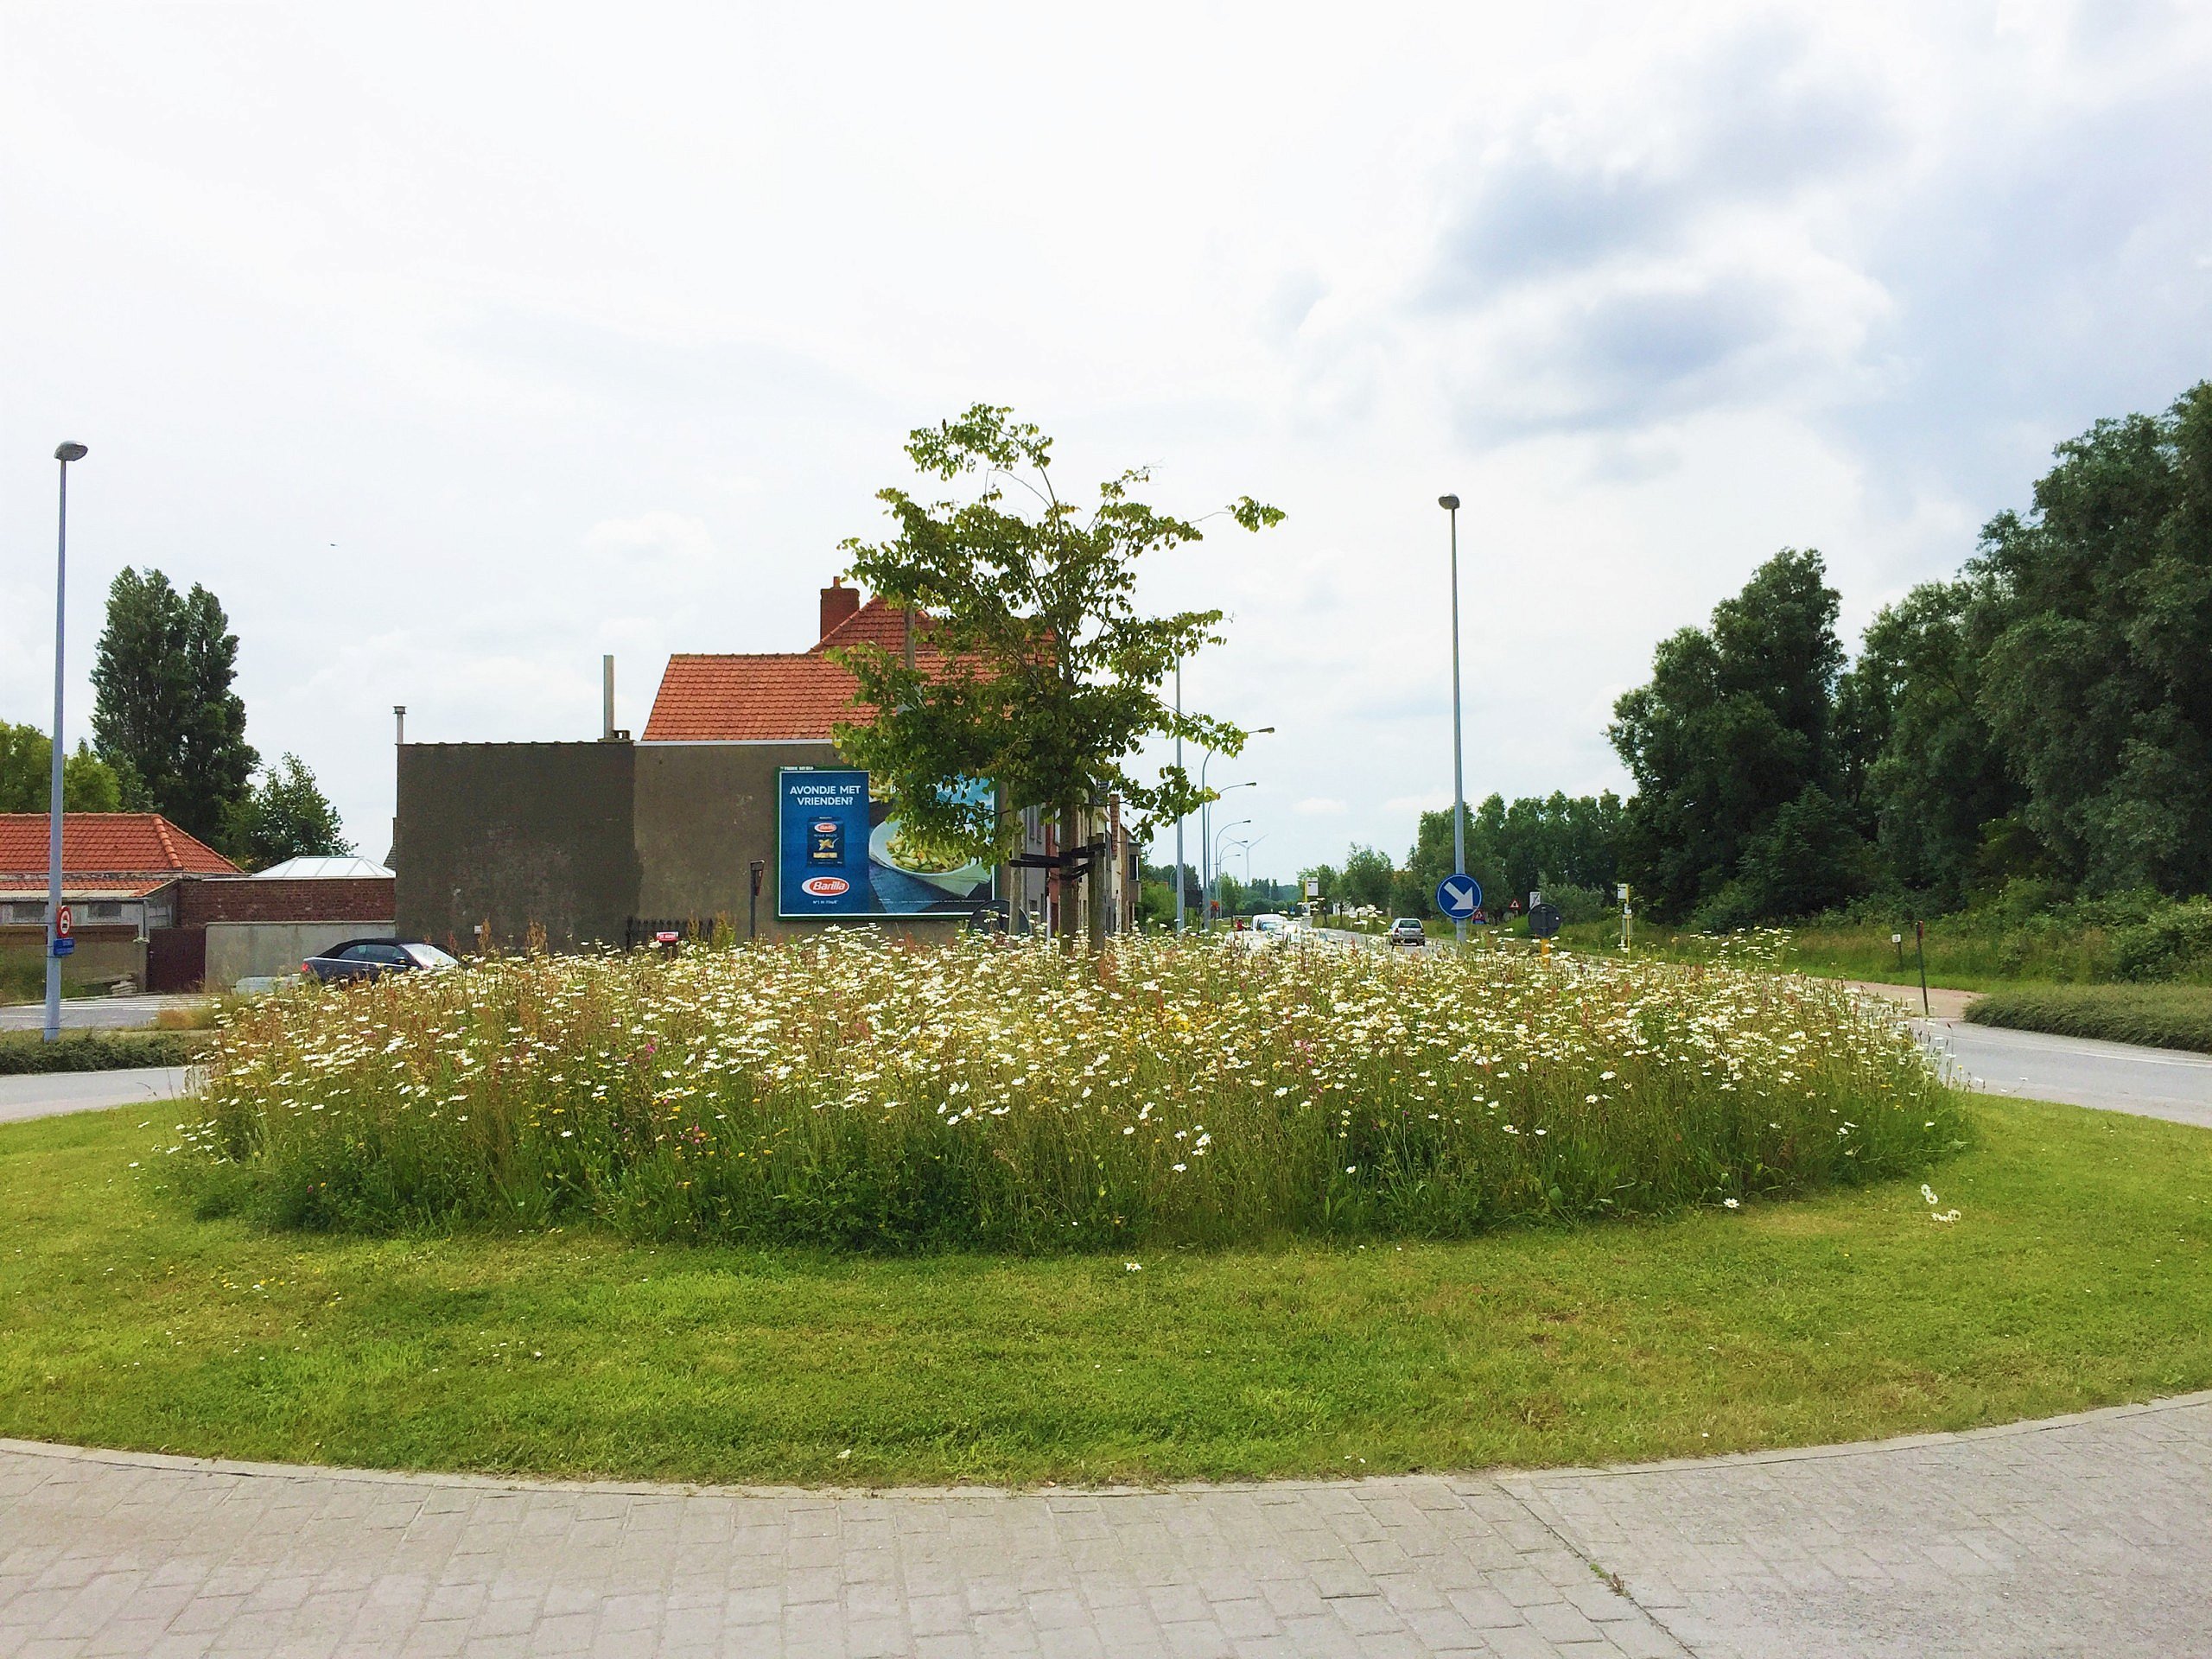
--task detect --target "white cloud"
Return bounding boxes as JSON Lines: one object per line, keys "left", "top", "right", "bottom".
{"left": 1295, "top": 798, "right": 1348, "bottom": 817}
{"left": 3, "top": 1, "right": 2208, "bottom": 880}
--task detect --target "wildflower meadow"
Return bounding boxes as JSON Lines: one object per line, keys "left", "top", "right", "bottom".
{"left": 188, "top": 933, "right": 1966, "bottom": 1250}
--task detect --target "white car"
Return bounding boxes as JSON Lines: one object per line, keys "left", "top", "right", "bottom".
{"left": 1226, "top": 913, "right": 1296, "bottom": 950}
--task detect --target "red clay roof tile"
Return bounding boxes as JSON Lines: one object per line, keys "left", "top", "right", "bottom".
{"left": 0, "top": 813, "right": 241, "bottom": 879}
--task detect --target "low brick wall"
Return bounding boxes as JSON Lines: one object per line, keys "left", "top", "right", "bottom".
{"left": 179, "top": 877, "right": 394, "bottom": 926}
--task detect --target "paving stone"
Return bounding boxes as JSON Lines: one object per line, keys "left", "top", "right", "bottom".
{"left": 6, "top": 1395, "right": 2209, "bottom": 1656}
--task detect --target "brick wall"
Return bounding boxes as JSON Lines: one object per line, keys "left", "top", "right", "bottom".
{"left": 178, "top": 877, "right": 395, "bottom": 926}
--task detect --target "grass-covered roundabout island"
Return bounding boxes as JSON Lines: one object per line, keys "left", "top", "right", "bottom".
{"left": 3, "top": 934, "right": 2209, "bottom": 1487}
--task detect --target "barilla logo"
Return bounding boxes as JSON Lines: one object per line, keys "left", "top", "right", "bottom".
{"left": 801, "top": 876, "right": 851, "bottom": 897}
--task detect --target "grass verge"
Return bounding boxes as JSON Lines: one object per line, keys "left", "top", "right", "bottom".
{"left": 2, "top": 1096, "right": 2207, "bottom": 1487}
{"left": 0, "top": 1030, "right": 210, "bottom": 1075}
{"left": 1967, "top": 984, "right": 2212, "bottom": 1055}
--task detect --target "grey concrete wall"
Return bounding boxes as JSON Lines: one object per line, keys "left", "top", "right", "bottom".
{"left": 633, "top": 744, "right": 973, "bottom": 944}
{"left": 636, "top": 741, "right": 829, "bottom": 940}
{"left": 204, "top": 921, "right": 397, "bottom": 989}
{"left": 394, "top": 742, "right": 639, "bottom": 951}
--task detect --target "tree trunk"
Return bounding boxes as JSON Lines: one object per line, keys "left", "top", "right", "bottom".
{"left": 1057, "top": 801, "right": 1082, "bottom": 947}
{"left": 1086, "top": 791, "right": 1108, "bottom": 950}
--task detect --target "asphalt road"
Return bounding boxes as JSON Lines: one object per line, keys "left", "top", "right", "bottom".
{"left": 0, "top": 1066, "right": 195, "bottom": 1126}
{"left": 0, "top": 995, "right": 208, "bottom": 1033}
{"left": 1919, "top": 1017, "right": 2212, "bottom": 1130}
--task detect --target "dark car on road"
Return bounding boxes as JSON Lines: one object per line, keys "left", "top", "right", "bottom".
{"left": 301, "top": 938, "right": 460, "bottom": 983}
{"left": 1387, "top": 918, "right": 1427, "bottom": 947}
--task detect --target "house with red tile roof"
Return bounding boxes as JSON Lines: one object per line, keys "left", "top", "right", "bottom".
{"left": 392, "top": 579, "right": 1136, "bottom": 950}
{"left": 0, "top": 812, "right": 240, "bottom": 990}
{"left": 2, "top": 814, "right": 398, "bottom": 994}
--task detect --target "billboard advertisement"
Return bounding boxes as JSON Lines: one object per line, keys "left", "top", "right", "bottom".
{"left": 777, "top": 768, "right": 995, "bottom": 918}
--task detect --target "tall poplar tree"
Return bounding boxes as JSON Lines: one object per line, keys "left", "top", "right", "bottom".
{"left": 90, "top": 568, "right": 258, "bottom": 846}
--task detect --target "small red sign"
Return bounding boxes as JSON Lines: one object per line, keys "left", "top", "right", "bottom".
{"left": 801, "top": 875, "right": 851, "bottom": 897}
{"left": 54, "top": 904, "right": 73, "bottom": 938}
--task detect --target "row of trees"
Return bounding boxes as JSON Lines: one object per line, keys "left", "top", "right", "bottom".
{"left": 1611, "top": 379, "right": 2212, "bottom": 925}
{"left": 2, "top": 569, "right": 350, "bottom": 869}
{"left": 1301, "top": 791, "right": 1624, "bottom": 920}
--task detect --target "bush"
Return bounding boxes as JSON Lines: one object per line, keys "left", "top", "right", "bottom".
{"left": 1967, "top": 984, "right": 2212, "bottom": 1055}
{"left": 0, "top": 1030, "right": 206, "bottom": 1074}
{"left": 185, "top": 933, "right": 1965, "bottom": 1251}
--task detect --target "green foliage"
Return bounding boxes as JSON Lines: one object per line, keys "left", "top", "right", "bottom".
{"left": 222, "top": 753, "right": 352, "bottom": 871}
{"left": 90, "top": 569, "right": 257, "bottom": 845}
{"left": 829, "top": 406, "right": 1281, "bottom": 921}
{"left": 0, "top": 723, "right": 123, "bottom": 812}
{"left": 1843, "top": 580, "right": 2024, "bottom": 906}
{"left": 1969, "top": 382, "right": 2212, "bottom": 896}
{"left": 189, "top": 935, "right": 1958, "bottom": 1252}
{"left": 1611, "top": 549, "right": 1870, "bottom": 922}
{"left": 0, "top": 1030, "right": 206, "bottom": 1075}
{"left": 1968, "top": 983, "right": 2212, "bottom": 1055}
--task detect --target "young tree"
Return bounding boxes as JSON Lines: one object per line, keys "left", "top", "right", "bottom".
{"left": 223, "top": 754, "right": 353, "bottom": 871}
{"left": 0, "top": 723, "right": 123, "bottom": 812}
{"left": 833, "top": 405, "right": 1282, "bottom": 945}
{"left": 90, "top": 569, "right": 257, "bottom": 844}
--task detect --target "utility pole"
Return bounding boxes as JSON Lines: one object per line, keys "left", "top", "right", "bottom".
{"left": 1440, "top": 494, "right": 1468, "bottom": 947}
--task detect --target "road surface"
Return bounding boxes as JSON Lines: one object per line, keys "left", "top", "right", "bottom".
{"left": 0, "top": 1067, "right": 195, "bottom": 1126}
{"left": 0, "top": 995, "right": 209, "bottom": 1033}
{"left": 1919, "top": 1017, "right": 2212, "bottom": 1130}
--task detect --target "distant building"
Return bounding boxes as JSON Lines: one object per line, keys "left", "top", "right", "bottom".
{"left": 0, "top": 815, "right": 397, "bottom": 993}
{"left": 394, "top": 580, "right": 1138, "bottom": 951}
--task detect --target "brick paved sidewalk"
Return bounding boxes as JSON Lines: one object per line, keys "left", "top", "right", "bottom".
{"left": 3, "top": 1392, "right": 2206, "bottom": 1657}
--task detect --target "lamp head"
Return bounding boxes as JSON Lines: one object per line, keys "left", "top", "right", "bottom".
{"left": 1438, "top": 493, "right": 1459, "bottom": 511}
{"left": 1252, "top": 725, "right": 1276, "bottom": 734}
{"left": 54, "top": 442, "right": 88, "bottom": 463}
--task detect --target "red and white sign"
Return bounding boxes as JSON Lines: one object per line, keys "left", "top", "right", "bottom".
{"left": 54, "top": 904, "right": 73, "bottom": 938}
{"left": 800, "top": 875, "right": 851, "bottom": 897}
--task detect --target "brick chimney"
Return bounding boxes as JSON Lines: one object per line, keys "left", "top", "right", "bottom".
{"left": 820, "top": 578, "right": 861, "bottom": 641}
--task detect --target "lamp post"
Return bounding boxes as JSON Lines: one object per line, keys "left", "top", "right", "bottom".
{"left": 1439, "top": 494, "right": 1468, "bottom": 946}
{"left": 1198, "top": 727, "right": 1272, "bottom": 933}
{"left": 1200, "top": 780, "right": 1255, "bottom": 932}
{"left": 1173, "top": 660, "right": 1185, "bottom": 933}
{"left": 1211, "top": 817, "right": 1250, "bottom": 924}
{"left": 45, "top": 442, "right": 88, "bottom": 1043}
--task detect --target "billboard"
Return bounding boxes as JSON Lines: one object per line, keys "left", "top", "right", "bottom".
{"left": 778, "top": 768, "right": 995, "bottom": 918}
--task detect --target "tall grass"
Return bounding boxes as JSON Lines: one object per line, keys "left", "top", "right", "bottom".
{"left": 188, "top": 933, "right": 1965, "bottom": 1250}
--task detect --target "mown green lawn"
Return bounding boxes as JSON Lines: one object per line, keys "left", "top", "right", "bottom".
{"left": 3, "top": 1096, "right": 2208, "bottom": 1488}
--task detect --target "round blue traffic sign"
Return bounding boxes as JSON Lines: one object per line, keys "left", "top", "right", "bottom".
{"left": 1434, "top": 874, "right": 1482, "bottom": 920}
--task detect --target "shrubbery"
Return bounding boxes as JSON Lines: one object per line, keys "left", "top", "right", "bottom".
{"left": 185, "top": 933, "right": 1964, "bottom": 1251}
{"left": 1967, "top": 984, "right": 2212, "bottom": 1055}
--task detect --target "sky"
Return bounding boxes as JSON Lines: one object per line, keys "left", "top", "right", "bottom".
{"left": 4, "top": 2, "right": 2209, "bottom": 883}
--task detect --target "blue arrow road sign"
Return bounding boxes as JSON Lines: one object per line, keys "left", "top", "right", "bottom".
{"left": 1434, "top": 874, "right": 1482, "bottom": 919}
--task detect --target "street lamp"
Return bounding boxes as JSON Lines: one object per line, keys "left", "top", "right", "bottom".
{"left": 1439, "top": 494, "right": 1468, "bottom": 946}
{"left": 1201, "top": 780, "right": 1255, "bottom": 932}
{"left": 1211, "top": 817, "right": 1250, "bottom": 923}
{"left": 1173, "top": 661, "right": 1185, "bottom": 934}
{"left": 1198, "top": 727, "right": 1273, "bottom": 933}
{"left": 45, "top": 442, "right": 88, "bottom": 1043}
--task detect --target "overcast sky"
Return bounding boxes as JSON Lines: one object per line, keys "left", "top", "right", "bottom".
{"left": 4, "top": 2, "right": 2209, "bottom": 880}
